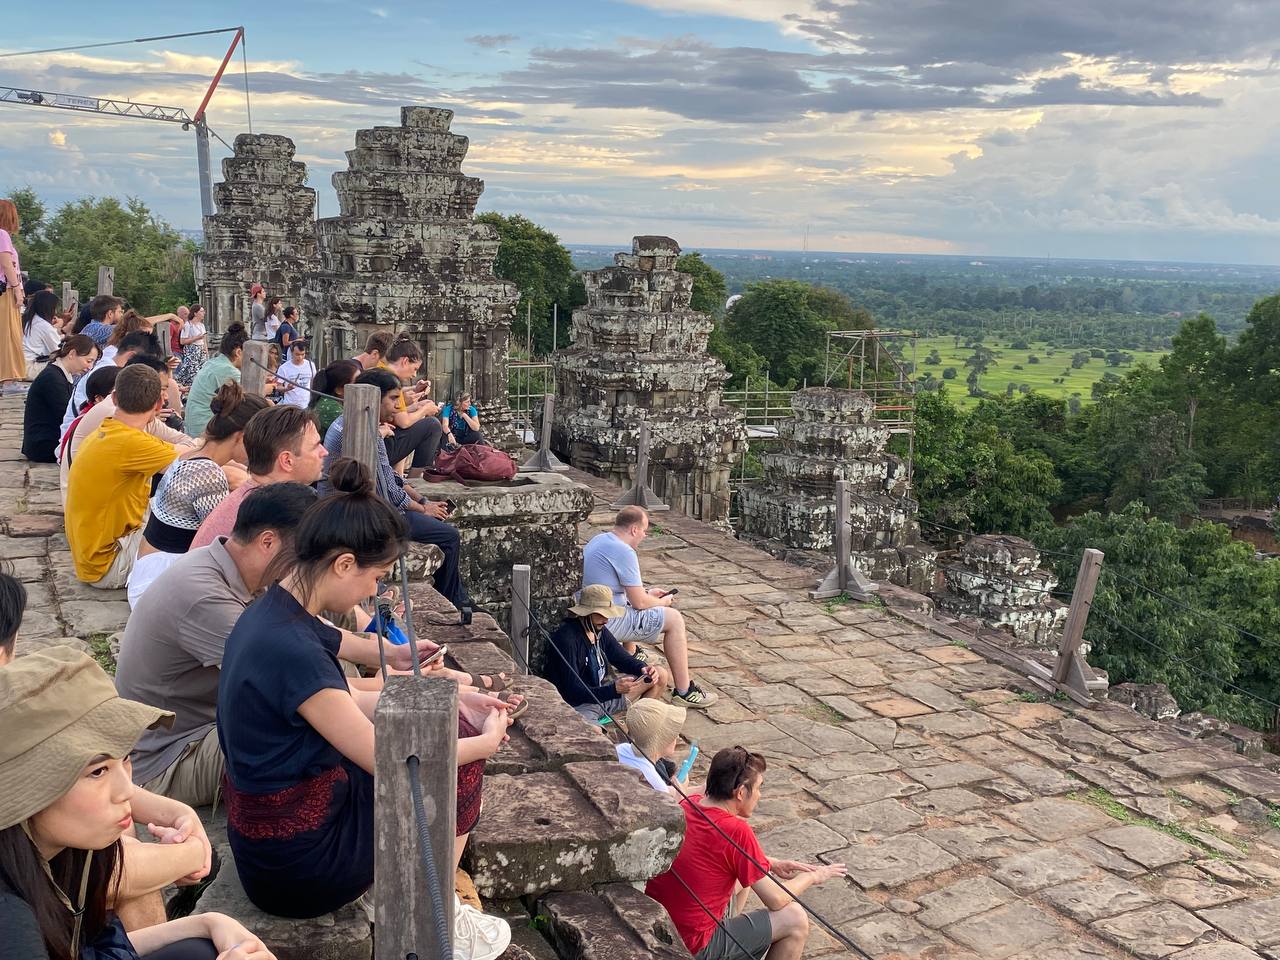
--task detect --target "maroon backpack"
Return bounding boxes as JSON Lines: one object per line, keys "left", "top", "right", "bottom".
{"left": 429, "top": 445, "right": 517, "bottom": 484}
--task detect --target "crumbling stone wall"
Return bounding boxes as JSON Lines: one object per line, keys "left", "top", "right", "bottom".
{"left": 933, "top": 534, "right": 1067, "bottom": 648}
{"left": 551, "top": 236, "right": 746, "bottom": 521}
{"left": 197, "top": 134, "right": 319, "bottom": 336}
{"left": 738, "top": 387, "right": 933, "bottom": 591}
{"left": 303, "top": 107, "right": 520, "bottom": 447}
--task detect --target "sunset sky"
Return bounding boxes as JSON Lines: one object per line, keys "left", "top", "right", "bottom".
{"left": 4, "top": 1, "right": 1280, "bottom": 263}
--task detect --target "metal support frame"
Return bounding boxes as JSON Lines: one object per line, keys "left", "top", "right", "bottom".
{"left": 810, "top": 479, "right": 878, "bottom": 601}
{"left": 518, "top": 393, "right": 567, "bottom": 473}
{"left": 610, "top": 418, "right": 670, "bottom": 512}
{"left": 510, "top": 564, "right": 531, "bottom": 674}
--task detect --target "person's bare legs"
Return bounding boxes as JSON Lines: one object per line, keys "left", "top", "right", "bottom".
{"left": 765, "top": 901, "right": 810, "bottom": 960}
{"left": 659, "top": 608, "right": 691, "bottom": 691}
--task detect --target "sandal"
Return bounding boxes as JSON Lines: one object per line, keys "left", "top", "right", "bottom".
{"left": 474, "top": 672, "right": 511, "bottom": 693}
{"left": 501, "top": 695, "right": 528, "bottom": 722}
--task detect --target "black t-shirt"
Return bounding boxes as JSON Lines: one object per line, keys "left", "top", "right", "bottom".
{"left": 22, "top": 364, "right": 73, "bottom": 463}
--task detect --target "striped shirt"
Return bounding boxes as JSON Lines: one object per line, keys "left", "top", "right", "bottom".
{"left": 320, "top": 415, "right": 408, "bottom": 510}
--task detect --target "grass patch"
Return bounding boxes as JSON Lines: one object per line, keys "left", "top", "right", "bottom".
{"left": 917, "top": 336, "right": 1167, "bottom": 411}
{"left": 1016, "top": 691, "right": 1045, "bottom": 703}
{"left": 821, "top": 593, "right": 854, "bottom": 614}
{"left": 949, "top": 637, "right": 970, "bottom": 649}
{"left": 87, "top": 633, "right": 115, "bottom": 676}
{"left": 802, "top": 702, "right": 849, "bottom": 726}
{"left": 1270, "top": 807, "right": 1280, "bottom": 832}
{"left": 1073, "top": 787, "right": 1242, "bottom": 859}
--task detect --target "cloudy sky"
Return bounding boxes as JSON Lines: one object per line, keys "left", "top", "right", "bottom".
{"left": 4, "top": 1, "right": 1280, "bottom": 263}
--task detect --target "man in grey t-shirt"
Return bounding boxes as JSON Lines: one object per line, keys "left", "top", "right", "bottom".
{"left": 114, "top": 486, "right": 310, "bottom": 805}
{"left": 581, "top": 506, "right": 717, "bottom": 709}
{"left": 248, "top": 282, "right": 267, "bottom": 339}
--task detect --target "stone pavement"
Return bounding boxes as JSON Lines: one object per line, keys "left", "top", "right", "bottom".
{"left": 4, "top": 389, "right": 1279, "bottom": 960}
{"left": 569, "top": 470, "right": 1280, "bottom": 960}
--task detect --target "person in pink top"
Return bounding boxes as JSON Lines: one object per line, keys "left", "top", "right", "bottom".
{"left": 0, "top": 199, "right": 28, "bottom": 390}
{"left": 190, "top": 405, "right": 326, "bottom": 549}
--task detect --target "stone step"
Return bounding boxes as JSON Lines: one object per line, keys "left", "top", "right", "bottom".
{"left": 538, "top": 884, "right": 692, "bottom": 960}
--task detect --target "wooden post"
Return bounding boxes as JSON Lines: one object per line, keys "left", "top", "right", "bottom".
{"left": 342, "top": 382, "right": 382, "bottom": 475}
{"left": 609, "top": 417, "right": 670, "bottom": 512}
{"left": 518, "top": 393, "right": 566, "bottom": 473}
{"left": 374, "top": 675, "right": 457, "bottom": 960}
{"left": 811, "top": 479, "right": 876, "bottom": 601}
{"left": 239, "top": 340, "right": 273, "bottom": 399}
{"left": 1053, "top": 548, "right": 1104, "bottom": 683}
{"left": 510, "top": 564, "right": 531, "bottom": 673}
{"left": 61, "top": 281, "right": 73, "bottom": 309}
{"left": 96, "top": 266, "right": 114, "bottom": 296}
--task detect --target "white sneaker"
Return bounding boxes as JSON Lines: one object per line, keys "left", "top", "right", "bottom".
{"left": 453, "top": 895, "right": 512, "bottom": 960}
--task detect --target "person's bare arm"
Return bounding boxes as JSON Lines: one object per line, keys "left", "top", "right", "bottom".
{"left": 750, "top": 863, "right": 846, "bottom": 909}
{"left": 129, "top": 789, "right": 212, "bottom": 882}
{"left": 113, "top": 835, "right": 206, "bottom": 903}
{"left": 624, "top": 584, "right": 671, "bottom": 610}
{"left": 297, "top": 688, "right": 376, "bottom": 773}
{"left": 459, "top": 409, "right": 480, "bottom": 431}
{"left": 0, "top": 251, "right": 21, "bottom": 295}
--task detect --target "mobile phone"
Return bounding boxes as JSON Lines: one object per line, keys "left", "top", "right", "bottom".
{"left": 423, "top": 645, "right": 447, "bottom": 666}
{"left": 444, "top": 499, "right": 458, "bottom": 513}
{"left": 661, "top": 588, "right": 679, "bottom": 598}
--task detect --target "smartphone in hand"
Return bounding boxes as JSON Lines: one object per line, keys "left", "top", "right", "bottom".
{"left": 423, "top": 645, "right": 447, "bottom": 667}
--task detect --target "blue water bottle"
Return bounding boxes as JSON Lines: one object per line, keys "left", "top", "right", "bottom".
{"left": 676, "top": 744, "right": 699, "bottom": 783}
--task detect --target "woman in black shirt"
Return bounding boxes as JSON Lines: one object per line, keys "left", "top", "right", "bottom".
{"left": 22, "top": 335, "right": 97, "bottom": 462}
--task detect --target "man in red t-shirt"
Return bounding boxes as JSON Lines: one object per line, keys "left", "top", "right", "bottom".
{"left": 646, "top": 747, "right": 847, "bottom": 959}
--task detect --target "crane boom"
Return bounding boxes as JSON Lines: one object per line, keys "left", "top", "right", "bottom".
{"left": 0, "top": 85, "right": 192, "bottom": 122}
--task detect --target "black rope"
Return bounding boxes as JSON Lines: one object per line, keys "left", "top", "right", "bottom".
{"left": 0, "top": 26, "right": 244, "bottom": 59}
{"left": 406, "top": 755, "right": 453, "bottom": 960}
{"left": 1099, "top": 566, "right": 1276, "bottom": 648}
{"left": 246, "top": 355, "right": 342, "bottom": 402}
{"left": 1089, "top": 608, "right": 1280, "bottom": 712}
{"left": 917, "top": 517, "right": 1085, "bottom": 561}
{"left": 507, "top": 590, "right": 873, "bottom": 960}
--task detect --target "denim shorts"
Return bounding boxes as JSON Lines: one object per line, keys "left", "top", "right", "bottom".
{"left": 606, "top": 606, "right": 666, "bottom": 645}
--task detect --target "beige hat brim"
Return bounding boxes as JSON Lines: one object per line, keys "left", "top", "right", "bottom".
{"left": 0, "top": 696, "right": 173, "bottom": 831}
{"left": 568, "top": 599, "right": 626, "bottom": 620}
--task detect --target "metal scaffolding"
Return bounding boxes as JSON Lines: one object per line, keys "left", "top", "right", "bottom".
{"left": 823, "top": 329, "right": 919, "bottom": 486}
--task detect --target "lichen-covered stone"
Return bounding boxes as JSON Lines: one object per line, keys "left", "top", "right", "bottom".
{"left": 932, "top": 534, "right": 1067, "bottom": 649}
{"left": 465, "top": 762, "right": 685, "bottom": 899}
{"left": 738, "top": 386, "right": 934, "bottom": 590}
{"left": 409, "top": 471, "right": 594, "bottom": 668}
{"left": 195, "top": 845, "right": 371, "bottom": 959}
{"left": 303, "top": 107, "right": 521, "bottom": 447}
{"left": 551, "top": 236, "right": 746, "bottom": 521}
{"left": 197, "top": 134, "right": 318, "bottom": 335}
{"left": 539, "top": 884, "right": 692, "bottom": 960}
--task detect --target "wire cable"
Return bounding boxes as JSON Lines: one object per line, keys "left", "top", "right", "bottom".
{"left": 238, "top": 29, "right": 253, "bottom": 134}
{"left": 1099, "top": 566, "right": 1275, "bottom": 649}
{"left": 0, "top": 27, "right": 244, "bottom": 59}
{"left": 507, "top": 590, "right": 873, "bottom": 960}
{"left": 1089, "top": 608, "right": 1280, "bottom": 712}
{"left": 406, "top": 755, "right": 453, "bottom": 960}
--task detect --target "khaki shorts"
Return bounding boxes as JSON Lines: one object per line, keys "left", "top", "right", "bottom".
{"left": 89, "top": 526, "right": 146, "bottom": 591}
{"left": 696, "top": 909, "right": 772, "bottom": 960}
{"left": 142, "top": 726, "right": 225, "bottom": 808}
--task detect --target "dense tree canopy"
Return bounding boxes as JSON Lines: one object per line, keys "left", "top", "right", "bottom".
{"left": 474, "top": 212, "right": 581, "bottom": 356}
{"left": 721, "top": 280, "right": 871, "bottom": 387}
{"left": 9, "top": 188, "right": 196, "bottom": 314}
{"left": 675, "top": 251, "right": 727, "bottom": 318}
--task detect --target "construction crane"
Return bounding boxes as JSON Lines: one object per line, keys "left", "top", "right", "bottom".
{"left": 0, "top": 27, "right": 251, "bottom": 219}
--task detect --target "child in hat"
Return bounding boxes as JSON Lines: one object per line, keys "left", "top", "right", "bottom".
{"left": 619, "top": 698, "right": 697, "bottom": 796}
{"left": 0, "top": 647, "right": 272, "bottom": 959}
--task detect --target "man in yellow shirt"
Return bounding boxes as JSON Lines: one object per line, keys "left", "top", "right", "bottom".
{"left": 66, "top": 364, "right": 178, "bottom": 588}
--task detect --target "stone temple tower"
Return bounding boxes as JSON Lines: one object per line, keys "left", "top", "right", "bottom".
{"left": 197, "top": 134, "right": 318, "bottom": 335}
{"left": 303, "top": 107, "right": 520, "bottom": 446}
{"left": 551, "top": 236, "right": 746, "bottom": 522}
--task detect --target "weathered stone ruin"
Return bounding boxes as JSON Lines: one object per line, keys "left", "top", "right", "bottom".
{"left": 551, "top": 236, "right": 746, "bottom": 522}
{"left": 738, "top": 387, "right": 933, "bottom": 591}
{"left": 303, "top": 107, "right": 521, "bottom": 447}
{"left": 933, "top": 534, "right": 1067, "bottom": 648}
{"left": 196, "top": 134, "right": 318, "bottom": 334}
{"left": 412, "top": 470, "right": 595, "bottom": 671}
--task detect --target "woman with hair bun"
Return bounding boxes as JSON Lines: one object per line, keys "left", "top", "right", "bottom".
{"left": 126, "top": 382, "right": 269, "bottom": 608}
{"left": 185, "top": 322, "right": 248, "bottom": 437}
{"left": 217, "top": 458, "right": 515, "bottom": 959}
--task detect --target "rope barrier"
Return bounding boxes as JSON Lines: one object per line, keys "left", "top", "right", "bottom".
{"left": 1099, "top": 566, "right": 1276, "bottom": 649}
{"left": 406, "top": 755, "right": 454, "bottom": 960}
{"left": 507, "top": 590, "right": 874, "bottom": 960}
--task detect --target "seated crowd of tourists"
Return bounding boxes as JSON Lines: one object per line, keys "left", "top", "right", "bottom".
{"left": 6, "top": 279, "right": 846, "bottom": 960}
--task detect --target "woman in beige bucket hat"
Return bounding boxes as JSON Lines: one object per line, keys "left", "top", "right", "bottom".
{"left": 0, "top": 647, "right": 274, "bottom": 960}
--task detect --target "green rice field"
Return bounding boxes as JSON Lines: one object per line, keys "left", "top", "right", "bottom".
{"left": 913, "top": 336, "right": 1167, "bottom": 409}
